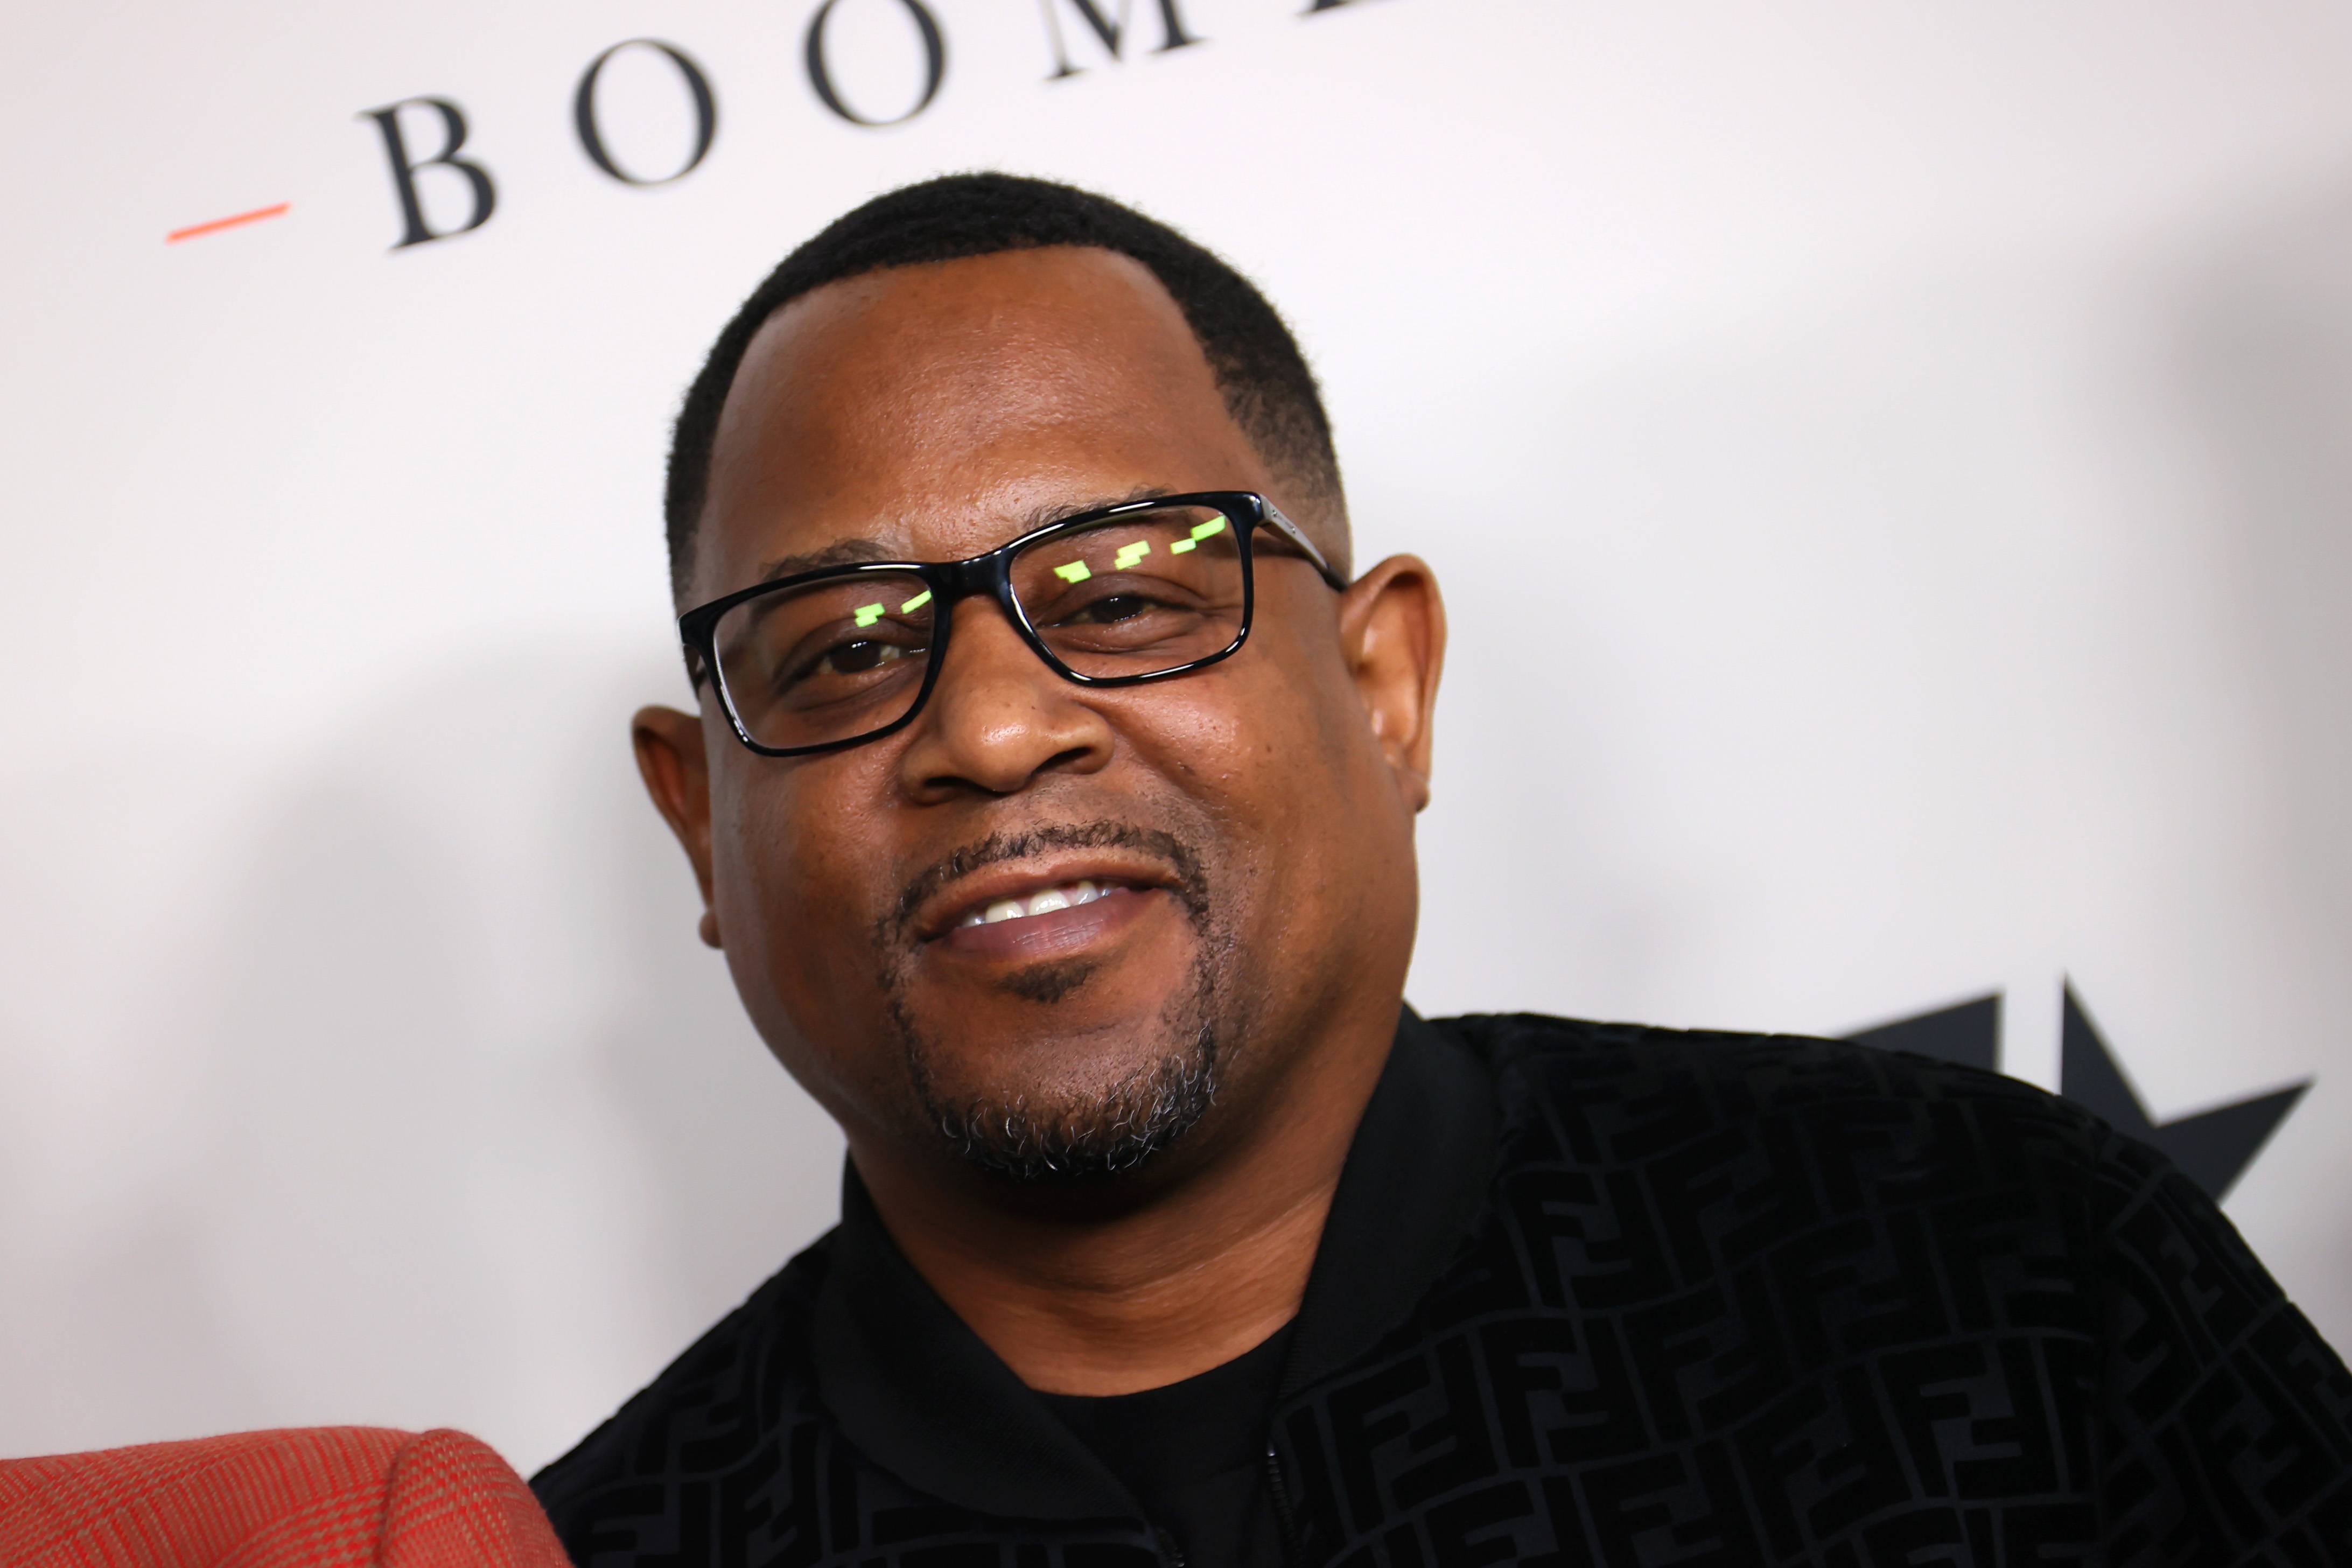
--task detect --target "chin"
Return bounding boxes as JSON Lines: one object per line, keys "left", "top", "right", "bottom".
{"left": 890, "top": 965, "right": 1223, "bottom": 1185}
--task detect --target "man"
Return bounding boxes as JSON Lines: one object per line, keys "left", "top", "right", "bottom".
{"left": 533, "top": 174, "right": 2351, "bottom": 1565}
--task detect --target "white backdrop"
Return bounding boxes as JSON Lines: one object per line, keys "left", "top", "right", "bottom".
{"left": 5, "top": 0, "right": 2350, "bottom": 1474}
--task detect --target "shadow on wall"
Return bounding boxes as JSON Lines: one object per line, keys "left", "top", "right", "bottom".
{"left": 2151, "top": 171, "right": 2352, "bottom": 1314}
{"left": 2171, "top": 175, "right": 2352, "bottom": 1008}
{"left": 178, "top": 636, "right": 843, "bottom": 1468}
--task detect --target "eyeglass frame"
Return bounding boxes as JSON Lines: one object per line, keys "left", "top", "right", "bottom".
{"left": 678, "top": 489, "right": 1349, "bottom": 758}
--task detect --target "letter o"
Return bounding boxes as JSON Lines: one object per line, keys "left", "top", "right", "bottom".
{"left": 804, "top": 0, "right": 947, "bottom": 128}
{"left": 574, "top": 39, "right": 718, "bottom": 185}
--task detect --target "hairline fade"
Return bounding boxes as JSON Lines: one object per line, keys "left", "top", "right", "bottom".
{"left": 663, "top": 171, "right": 1348, "bottom": 603}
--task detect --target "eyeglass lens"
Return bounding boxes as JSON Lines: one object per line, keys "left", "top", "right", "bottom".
{"left": 709, "top": 502, "right": 1246, "bottom": 752}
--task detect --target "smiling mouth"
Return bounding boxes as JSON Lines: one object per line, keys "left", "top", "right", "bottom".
{"left": 922, "top": 877, "right": 1164, "bottom": 969}
{"left": 956, "top": 878, "right": 1124, "bottom": 929}
{"left": 929, "top": 872, "right": 1162, "bottom": 955}
{"left": 890, "top": 823, "right": 1210, "bottom": 954}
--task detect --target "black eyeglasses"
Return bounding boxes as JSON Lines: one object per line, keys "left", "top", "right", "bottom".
{"left": 680, "top": 491, "right": 1347, "bottom": 757}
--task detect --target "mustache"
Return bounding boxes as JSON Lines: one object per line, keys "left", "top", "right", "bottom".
{"left": 880, "top": 820, "right": 1212, "bottom": 947}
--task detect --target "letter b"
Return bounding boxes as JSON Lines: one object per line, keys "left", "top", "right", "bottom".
{"left": 361, "top": 97, "right": 496, "bottom": 249}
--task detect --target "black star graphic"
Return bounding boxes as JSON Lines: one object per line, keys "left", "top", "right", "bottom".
{"left": 2059, "top": 983, "right": 2307, "bottom": 1202}
{"left": 1849, "top": 993, "right": 2000, "bottom": 1073}
{"left": 1848, "top": 985, "right": 2308, "bottom": 1201}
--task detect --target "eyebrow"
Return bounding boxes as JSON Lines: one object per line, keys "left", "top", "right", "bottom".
{"left": 1019, "top": 484, "right": 1173, "bottom": 530}
{"left": 750, "top": 486, "right": 1178, "bottom": 584}
{"left": 753, "top": 538, "right": 895, "bottom": 584}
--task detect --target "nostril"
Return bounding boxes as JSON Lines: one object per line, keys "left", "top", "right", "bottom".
{"left": 919, "top": 744, "right": 1100, "bottom": 800}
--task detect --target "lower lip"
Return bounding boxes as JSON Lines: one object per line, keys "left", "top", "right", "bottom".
{"left": 934, "top": 886, "right": 1163, "bottom": 962}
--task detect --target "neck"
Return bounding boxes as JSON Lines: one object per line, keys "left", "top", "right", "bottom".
{"left": 848, "top": 1000, "right": 1398, "bottom": 1396}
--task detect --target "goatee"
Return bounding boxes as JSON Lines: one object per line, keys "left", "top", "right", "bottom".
{"left": 878, "top": 821, "right": 1225, "bottom": 1184}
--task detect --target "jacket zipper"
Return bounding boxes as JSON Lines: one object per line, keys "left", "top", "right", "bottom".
{"left": 1265, "top": 1440, "right": 1301, "bottom": 1566}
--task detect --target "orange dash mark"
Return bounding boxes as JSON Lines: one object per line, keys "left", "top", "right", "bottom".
{"left": 166, "top": 202, "right": 291, "bottom": 244}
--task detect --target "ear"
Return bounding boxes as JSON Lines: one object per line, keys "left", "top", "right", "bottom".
{"left": 1334, "top": 554, "right": 1446, "bottom": 813}
{"left": 633, "top": 704, "right": 723, "bottom": 947}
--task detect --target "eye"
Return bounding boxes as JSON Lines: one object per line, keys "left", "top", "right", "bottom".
{"left": 1074, "top": 593, "right": 1154, "bottom": 625}
{"left": 816, "top": 639, "right": 909, "bottom": 676}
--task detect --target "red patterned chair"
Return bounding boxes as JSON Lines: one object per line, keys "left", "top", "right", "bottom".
{"left": 0, "top": 1427, "right": 567, "bottom": 1568}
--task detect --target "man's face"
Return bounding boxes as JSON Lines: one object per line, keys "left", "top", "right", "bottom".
{"left": 640, "top": 247, "right": 1439, "bottom": 1190}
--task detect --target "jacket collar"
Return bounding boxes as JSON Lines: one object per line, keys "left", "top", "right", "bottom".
{"left": 807, "top": 1007, "right": 1499, "bottom": 1519}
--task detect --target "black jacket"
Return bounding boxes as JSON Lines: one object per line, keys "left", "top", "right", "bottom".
{"left": 533, "top": 1011, "right": 2352, "bottom": 1565}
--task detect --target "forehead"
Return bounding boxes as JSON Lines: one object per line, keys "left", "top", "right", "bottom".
{"left": 694, "top": 247, "right": 1269, "bottom": 600}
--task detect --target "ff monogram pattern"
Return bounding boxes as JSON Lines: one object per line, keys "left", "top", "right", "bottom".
{"left": 534, "top": 1014, "right": 2352, "bottom": 1566}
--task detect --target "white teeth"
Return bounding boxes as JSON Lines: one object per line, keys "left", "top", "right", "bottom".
{"left": 958, "top": 880, "right": 1111, "bottom": 930}
{"left": 1028, "top": 879, "right": 1103, "bottom": 914}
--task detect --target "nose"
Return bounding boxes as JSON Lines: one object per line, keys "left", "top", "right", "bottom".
{"left": 894, "top": 597, "right": 1115, "bottom": 802}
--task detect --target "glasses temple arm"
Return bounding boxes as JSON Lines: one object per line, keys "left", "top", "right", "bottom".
{"left": 1258, "top": 501, "right": 1349, "bottom": 590}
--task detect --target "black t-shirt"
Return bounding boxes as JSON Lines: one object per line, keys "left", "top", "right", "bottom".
{"left": 1037, "top": 1325, "right": 1296, "bottom": 1568}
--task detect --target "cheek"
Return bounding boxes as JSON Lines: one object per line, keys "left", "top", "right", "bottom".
{"left": 1130, "top": 683, "right": 1296, "bottom": 815}
{"left": 710, "top": 757, "right": 890, "bottom": 1007}
{"left": 1121, "top": 643, "right": 1368, "bottom": 883}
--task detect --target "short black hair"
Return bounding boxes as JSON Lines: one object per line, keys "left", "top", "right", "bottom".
{"left": 663, "top": 172, "right": 1345, "bottom": 600}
